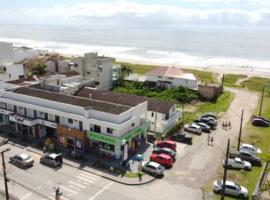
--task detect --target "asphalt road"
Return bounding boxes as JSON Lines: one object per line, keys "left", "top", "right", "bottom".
{"left": 0, "top": 88, "right": 259, "bottom": 200}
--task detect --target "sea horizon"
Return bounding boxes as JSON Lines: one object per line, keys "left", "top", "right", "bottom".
{"left": 1, "top": 24, "right": 270, "bottom": 73}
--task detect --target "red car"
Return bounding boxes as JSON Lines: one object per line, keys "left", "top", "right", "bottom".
{"left": 150, "top": 153, "right": 173, "bottom": 168}
{"left": 156, "top": 140, "right": 176, "bottom": 151}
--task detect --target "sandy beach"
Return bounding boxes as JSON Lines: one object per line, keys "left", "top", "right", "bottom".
{"left": 117, "top": 58, "right": 270, "bottom": 79}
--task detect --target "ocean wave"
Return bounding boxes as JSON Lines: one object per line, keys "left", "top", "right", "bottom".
{"left": 1, "top": 37, "right": 270, "bottom": 72}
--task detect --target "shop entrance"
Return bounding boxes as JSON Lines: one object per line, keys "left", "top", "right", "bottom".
{"left": 66, "top": 137, "right": 75, "bottom": 150}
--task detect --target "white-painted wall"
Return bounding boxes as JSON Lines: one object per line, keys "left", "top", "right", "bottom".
{"left": 0, "top": 63, "right": 24, "bottom": 82}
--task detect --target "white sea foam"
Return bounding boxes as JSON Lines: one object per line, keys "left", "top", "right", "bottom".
{"left": 1, "top": 37, "right": 270, "bottom": 73}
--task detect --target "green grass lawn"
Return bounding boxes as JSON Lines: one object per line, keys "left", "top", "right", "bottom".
{"left": 212, "top": 95, "right": 270, "bottom": 200}
{"left": 116, "top": 62, "right": 157, "bottom": 75}
{"left": 183, "top": 91, "right": 235, "bottom": 123}
{"left": 223, "top": 74, "right": 247, "bottom": 88}
{"left": 241, "top": 76, "right": 270, "bottom": 93}
{"left": 183, "top": 68, "right": 218, "bottom": 84}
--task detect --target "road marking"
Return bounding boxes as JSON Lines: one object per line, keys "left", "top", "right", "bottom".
{"left": 89, "top": 182, "right": 113, "bottom": 200}
{"left": 68, "top": 181, "right": 87, "bottom": 189}
{"left": 76, "top": 179, "right": 90, "bottom": 185}
{"left": 80, "top": 172, "right": 100, "bottom": 179}
{"left": 68, "top": 184, "right": 82, "bottom": 192}
{"left": 48, "top": 196, "right": 54, "bottom": 200}
{"left": 61, "top": 186, "right": 78, "bottom": 194}
{"left": 79, "top": 173, "right": 99, "bottom": 181}
{"left": 20, "top": 192, "right": 32, "bottom": 200}
{"left": 76, "top": 176, "right": 94, "bottom": 184}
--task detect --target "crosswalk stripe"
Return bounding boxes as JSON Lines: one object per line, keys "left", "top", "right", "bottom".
{"left": 68, "top": 184, "right": 82, "bottom": 192}
{"left": 80, "top": 173, "right": 100, "bottom": 179}
{"left": 61, "top": 186, "right": 78, "bottom": 194}
{"left": 76, "top": 179, "right": 90, "bottom": 185}
{"left": 79, "top": 173, "right": 99, "bottom": 181}
{"left": 20, "top": 192, "right": 32, "bottom": 200}
{"left": 76, "top": 176, "right": 94, "bottom": 184}
{"left": 68, "top": 181, "right": 87, "bottom": 189}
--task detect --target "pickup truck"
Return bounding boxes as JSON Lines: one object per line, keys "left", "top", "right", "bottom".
{"left": 229, "top": 151, "right": 261, "bottom": 167}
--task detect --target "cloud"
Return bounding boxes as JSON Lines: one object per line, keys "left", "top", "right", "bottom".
{"left": 7, "top": 1, "right": 270, "bottom": 26}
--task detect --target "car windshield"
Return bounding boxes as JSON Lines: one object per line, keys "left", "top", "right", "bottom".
{"left": 21, "top": 154, "right": 31, "bottom": 160}
{"left": 234, "top": 183, "right": 241, "bottom": 190}
{"left": 157, "top": 166, "right": 164, "bottom": 170}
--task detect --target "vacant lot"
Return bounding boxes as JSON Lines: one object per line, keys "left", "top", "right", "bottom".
{"left": 241, "top": 76, "right": 270, "bottom": 93}
{"left": 223, "top": 74, "right": 247, "bottom": 87}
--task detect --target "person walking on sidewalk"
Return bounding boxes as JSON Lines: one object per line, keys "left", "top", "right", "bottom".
{"left": 210, "top": 137, "right": 214, "bottom": 146}
{"left": 207, "top": 135, "right": 210, "bottom": 145}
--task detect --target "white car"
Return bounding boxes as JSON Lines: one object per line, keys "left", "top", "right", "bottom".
{"left": 10, "top": 153, "right": 34, "bottom": 168}
{"left": 142, "top": 161, "right": 165, "bottom": 176}
{"left": 213, "top": 180, "right": 248, "bottom": 199}
{"left": 240, "top": 143, "right": 262, "bottom": 154}
{"left": 224, "top": 157, "right": 252, "bottom": 171}
{"left": 184, "top": 123, "right": 202, "bottom": 135}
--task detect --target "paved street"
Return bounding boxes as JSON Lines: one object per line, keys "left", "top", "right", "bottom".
{"left": 0, "top": 88, "right": 259, "bottom": 200}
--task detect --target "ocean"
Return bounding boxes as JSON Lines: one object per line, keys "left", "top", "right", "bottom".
{"left": 1, "top": 24, "right": 270, "bottom": 72}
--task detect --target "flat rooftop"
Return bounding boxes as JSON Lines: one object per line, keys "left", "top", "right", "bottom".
{"left": 11, "top": 87, "right": 131, "bottom": 115}
{"left": 76, "top": 88, "right": 174, "bottom": 114}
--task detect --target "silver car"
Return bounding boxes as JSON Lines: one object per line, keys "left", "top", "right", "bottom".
{"left": 142, "top": 161, "right": 165, "bottom": 177}
{"left": 184, "top": 123, "right": 202, "bottom": 135}
{"left": 40, "top": 153, "right": 63, "bottom": 168}
{"left": 213, "top": 180, "right": 248, "bottom": 199}
{"left": 10, "top": 153, "right": 34, "bottom": 168}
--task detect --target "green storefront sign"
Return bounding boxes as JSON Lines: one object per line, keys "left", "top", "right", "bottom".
{"left": 87, "top": 126, "right": 144, "bottom": 146}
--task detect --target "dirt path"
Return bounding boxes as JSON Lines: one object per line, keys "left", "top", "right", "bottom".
{"left": 161, "top": 88, "right": 259, "bottom": 199}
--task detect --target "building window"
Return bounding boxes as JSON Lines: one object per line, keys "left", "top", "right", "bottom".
{"left": 94, "top": 124, "right": 101, "bottom": 133}
{"left": 165, "top": 114, "right": 169, "bottom": 120}
{"left": 14, "top": 105, "right": 17, "bottom": 113}
{"left": 75, "top": 139, "right": 82, "bottom": 149}
{"left": 87, "top": 72, "right": 91, "bottom": 75}
{"left": 44, "top": 113, "right": 48, "bottom": 120}
{"left": 98, "top": 142, "right": 115, "bottom": 152}
{"left": 151, "top": 112, "right": 154, "bottom": 117}
{"left": 59, "top": 135, "right": 65, "bottom": 145}
{"left": 107, "top": 128, "right": 113, "bottom": 134}
{"left": 9, "top": 74, "right": 11, "bottom": 78}
{"left": 68, "top": 118, "right": 73, "bottom": 124}
{"left": 74, "top": 63, "right": 78, "bottom": 68}
{"left": 158, "top": 76, "right": 162, "bottom": 79}
{"left": 131, "top": 123, "right": 135, "bottom": 127}
{"left": 55, "top": 115, "right": 60, "bottom": 123}
{"left": 79, "top": 121, "right": 83, "bottom": 131}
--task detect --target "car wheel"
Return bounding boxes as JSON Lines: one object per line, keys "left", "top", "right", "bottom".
{"left": 238, "top": 194, "right": 245, "bottom": 199}
{"left": 244, "top": 167, "right": 250, "bottom": 171}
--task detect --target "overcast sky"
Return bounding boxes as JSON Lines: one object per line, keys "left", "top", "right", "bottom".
{"left": 0, "top": 0, "right": 269, "bottom": 26}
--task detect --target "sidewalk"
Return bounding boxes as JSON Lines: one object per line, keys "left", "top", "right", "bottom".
{"left": 0, "top": 125, "right": 156, "bottom": 185}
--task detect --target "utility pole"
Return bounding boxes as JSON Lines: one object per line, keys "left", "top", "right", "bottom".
{"left": 259, "top": 86, "right": 265, "bottom": 116}
{"left": 221, "top": 139, "right": 230, "bottom": 200}
{"left": 181, "top": 103, "right": 184, "bottom": 125}
{"left": 1, "top": 148, "right": 11, "bottom": 200}
{"left": 237, "top": 109, "right": 244, "bottom": 151}
{"left": 221, "top": 74, "right": 225, "bottom": 90}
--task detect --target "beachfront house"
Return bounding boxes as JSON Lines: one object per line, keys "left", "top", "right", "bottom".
{"left": 145, "top": 66, "right": 198, "bottom": 90}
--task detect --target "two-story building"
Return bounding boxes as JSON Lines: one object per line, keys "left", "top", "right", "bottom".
{"left": 146, "top": 66, "right": 198, "bottom": 90}
{"left": 76, "top": 88, "right": 181, "bottom": 134}
{"left": 0, "top": 86, "right": 149, "bottom": 159}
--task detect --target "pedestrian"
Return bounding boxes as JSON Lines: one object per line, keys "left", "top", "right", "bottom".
{"left": 207, "top": 135, "right": 210, "bottom": 145}
{"left": 222, "top": 121, "right": 225, "bottom": 129}
{"left": 211, "top": 137, "right": 214, "bottom": 146}
{"left": 228, "top": 121, "right": 231, "bottom": 129}
{"left": 138, "top": 172, "right": 142, "bottom": 182}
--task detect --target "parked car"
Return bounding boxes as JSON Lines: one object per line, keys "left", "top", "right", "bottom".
{"left": 253, "top": 116, "right": 270, "bottom": 123}
{"left": 150, "top": 153, "right": 173, "bottom": 168}
{"left": 184, "top": 123, "right": 202, "bottom": 135}
{"left": 156, "top": 140, "right": 176, "bottom": 151}
{"left": 9, "top": 153, "right": 34, "bottom": 168}
{"left": 201, "top": 113, "right": 217, "bottom": 119}
{"left": 170, "top": 132, "right": 192, "bottom": 144}
{"left": 213, "top": 180, "right": 248, "bottom": 199}
{"left": 229, "top": 150, "right": 261, "bottom": 166}
{"left": 194, "top": 122, "right": 211, "bottom": 133}
{"left": 40, "top": 153, "right": 63, "bottom": 168}
{"left": 252, "top": 117, "right": 269, "bottom": 127}
{"left": 142, "top": 161, "right": 165, "bottom": 177}
{"left": 224, "top": 157, "right": 252, "bottom": 171}
{"left": 152, "top": 147, "right": 176, "bottom": 161}
{"left": 240, "top": 143, "right": 262, "bottom": 154}
{"left": 194, "top": 118, "right": 217, "bottom": 130}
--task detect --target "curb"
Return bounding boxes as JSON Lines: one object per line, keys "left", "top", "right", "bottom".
{"left": 7, "top": 141, "right": 156, "bottom": 186}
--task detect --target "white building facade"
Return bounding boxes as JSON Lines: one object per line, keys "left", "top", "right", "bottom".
{"left": 0, "top": 86, "right": 149, "bottom": 159}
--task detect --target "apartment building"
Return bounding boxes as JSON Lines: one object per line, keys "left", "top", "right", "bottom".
{"left": 0, "top": 86, "right": 149, "bottom": 159}
{"left": 71, "top": 53, "right": 115, "bottom": 90}
{"left": 0, "top": 42, "right": 24, "bottom": 82}
{"left": 76, "top": 88, "right": 181, "bottom": 134}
